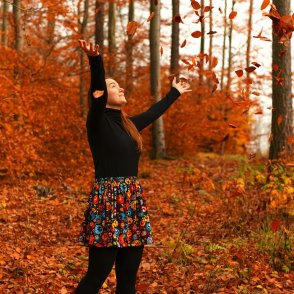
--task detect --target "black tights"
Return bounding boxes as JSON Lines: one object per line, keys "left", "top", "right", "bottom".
{"left": 75, "top": 245, "right": 144, "bottom": 294}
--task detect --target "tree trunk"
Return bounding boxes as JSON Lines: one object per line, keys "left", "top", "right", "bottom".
{"left": 246, "top": 0, "right": 253, "bottom": 94}
{"left": 1, "top": 0, "right": 9, "bottom": 45}
{"left": 220, "top": 0, "right": 227, "bottom": 91}
{"left": 108, "top": 0, "right": 116, "bottom": 76}
{"left": 13, "top": 0, "right": 24, "bottom": 127}
{"left": 95, "top": 0, "right": 105, "bottom": 56}
{"left": 170, "top": 0, "right": 179, "bottom": 81}
{"left": 208, "top": 0, "right": 213, "bottom": 88}
{"left": 150, "top": 0, "right": 166, "bottom": 159}
{"left": 269, "top": 0, "right": 293, "bottom": 160}
{"left": 125, "top": 0, "right": 134, "bottom": 93}
{"left": 79, "top": 0, "right": 89, "bottom": 117}
{"left": 199, "top": 0, "right": 205, "bottom": 85}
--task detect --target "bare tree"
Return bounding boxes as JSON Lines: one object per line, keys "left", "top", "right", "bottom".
{"left": 170, "top": 0, "right": 179, "bottom": 80}
{"left": 108, "top": 0, "right": 116, "bottom": 76}
{"left": 1, "top": 0, "right": 9, "bottom": 45}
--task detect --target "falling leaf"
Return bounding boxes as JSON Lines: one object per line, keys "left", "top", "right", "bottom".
{"left": 229, "top": 11, "right": 237, "bottom": 19}
{"left": 251, "top": 62, "right": 261, "bottom": 67}
{"left": 204, "top": 6, "right": 213, "bottom": 13}
{"left": 207, "top": 31, "right": 217, "bottom": 35}
{"left": 254, "top": 110, "right": 263, "bottom": 115}
{"left": 174, "top": 14, "right": 184, "bottom": 23}
{"left": 180, "top": 39, "right": 187, "bottom": 48}
{"left": 93, "top": 90, "right": 104, "bottom": 98}
{"left": 253, "top": 27, "right": 263, "bottom": 38}
{"left": 219, "top": 7, "right": 223, "bottom": 14}
{"left": 235, "top": 70, "right": 243, "bottom": 77}
{"left": 211, "top": 57, "right": 218, "bottom": 68}
{"left": 244, "top": 78, "right": 253, "bottom": 84}
{"left": 245, "top": 66, "right": 256, "bottom": 73}
{"left": 147, "top": 12, "right": 154, "bottom": 22}
{"left": 160, "top": 46, "right": 163, "bottom": 56}
{"left": 261, "top": 0, "right": 270, "bottom": 11}
{"left": 126, "top": 21, "right": 139, "bottom": 36}
{"left": 191, "top": 31, "right": 202, "bottom": 38}
{"left": 252, "top": 91, "right": 260, "bottom": 96}
{"left": 228, "top": 123, "right": 237, "bottom": 128}
{"left": 191, "top": 0, "right": 201, "bottom": 10}
{"left": 271, "top": 220, "right": 281, "bottom": 232}
{"left": 277, "top": 115, "right": 283, "bottom": 125}
{"left": 181, "top": 58, "right": 191, "bottom": 65}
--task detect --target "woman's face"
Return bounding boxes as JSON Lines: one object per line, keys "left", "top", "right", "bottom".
{"left": 105, "top": 78, "right": 127, "bottom": 109}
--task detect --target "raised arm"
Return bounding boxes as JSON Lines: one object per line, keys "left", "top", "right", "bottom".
{"left": 129, "top": 77, "right": 192, "bottom": 131}
{"left": 129, "top": 87, "right": 181, "bottom": 131}
{"left": 78, "top": 40, "right": 107, "bottom": 129}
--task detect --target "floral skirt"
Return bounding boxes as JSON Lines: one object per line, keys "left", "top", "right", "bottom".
{"left": 78, "top": 176, "right": 154, "bottom": 248}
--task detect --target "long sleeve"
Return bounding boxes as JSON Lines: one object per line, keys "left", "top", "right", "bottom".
{"left": 86, "top": 54, "right": 108, "bottom": 130}
{"left": 129, "top": 87, "right": 181, "bottom": 131}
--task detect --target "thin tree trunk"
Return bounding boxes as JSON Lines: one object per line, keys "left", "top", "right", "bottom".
{"left": 269, "top": 0, "right": 293, "bottom": 160}
{"left": 150, "top": 0, "right": 166, "bottom": 159}
{"left": 208, "top": 0, "right": 213, "bottom": 88}
{"left": 246, "top": 0, "right": 253, "bottom": 94}
{"left": 1, "top": 0, "right": 9, "bottom": 45}
{"left": 199, "top": 0, "right": 205, "bottom": 85}
{"left": 220, "top": 0, "right": 227, "bottom": 90}
{"left": 13, "top": 0, "right": 24, "bottom": 127}
{"left": 108, "top": 0, "right": 116, "bottom": 76}
{"left": 170, "top": 0, "right": 179, "bottom": 81}
{"left": 79, "top": 0, "right": 89, "bottom": 117}
{"left": 95, "top": 0, "right": 105, "bottom": 56}
{"left": 125, "top": 0, "right": 134, "bottom": 93}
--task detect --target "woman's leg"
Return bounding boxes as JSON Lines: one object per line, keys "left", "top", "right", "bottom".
{"left": 115, "top": 245, "right": 144, "bottom": 294}
{"left": 75, "top": 246, "right": 119, "bottom": 294}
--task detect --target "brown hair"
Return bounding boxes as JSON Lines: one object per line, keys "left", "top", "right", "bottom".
{"left": 105, "top": 77, "right": 143, "bottom": 152}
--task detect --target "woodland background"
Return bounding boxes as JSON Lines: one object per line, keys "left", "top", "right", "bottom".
{"left": 0, "top": 0, "right": 293, "bottom": 293}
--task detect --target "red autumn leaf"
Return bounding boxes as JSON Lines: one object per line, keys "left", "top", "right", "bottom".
{"left": 251, "top": 62, "right": 261, "bottom": 67}
{"left": 245, "top": 66, "right": 256, "bottom": 73}
{"left": 273, "top": 64, "right": 279, "bottom": 71}
{"left": 204, "top": 6, "right": 213, "bottom": 13}
{"left": 174, "top": 14, "right": 184, "bottom": 23}
{"left": 254, "top": 110, "right": 263, "bottom": 115}
{"left": 126, "top": 21, "right": 139, "bottom": 36}
{"left": 191, "top": 31, "right": 202, "bottom": 38}
{"left": 252, "top": 91, "right": 260, "bottom": 96}
{"left": 207, "top": 31, "right": 217, "bottom": 35}
{"left": 271, "top": 220, "right": 281, "bottom": 232}
{"left": 191, "top": 0, "right": 201, "bottom": 10}
{"left": 212, "top": 84, "right": 217, "bottom": 93}
{"left": 211, "top": 57, "right": 218, "bottom": 68}
{"left": 147, "top": 12, "right": 154, "bottom": 22}
{"left": 229, "top": 11, "right": 237, "bottom": 20}
{"left": 180, "top": 39, "right": 187, "bottom": 48}
{"left": 228, "top": 123, "right": 237, "bottom": 128}
{"left": 261, "top": 0, "right": 270, "bottom": 10}
{"left": 235, "top": 70, "right": 243, "bottom": 77}
{"left": 244, "top": 78, "right": 253, "bottom": 84}
{"left": 181, "top": 58, "right": 191, "bottom": 65}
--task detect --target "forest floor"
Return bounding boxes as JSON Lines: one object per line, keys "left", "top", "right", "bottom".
{"left": 0, "top": 153, "right": 293, "bottom": 293}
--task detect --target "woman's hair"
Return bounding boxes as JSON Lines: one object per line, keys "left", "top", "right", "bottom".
{"left": 105, "top": 77, "right": 143, "bottom": 152}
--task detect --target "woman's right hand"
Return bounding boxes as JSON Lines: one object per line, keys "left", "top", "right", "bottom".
{"left": 78, "top": 39, "right": 100, "bottom": 57}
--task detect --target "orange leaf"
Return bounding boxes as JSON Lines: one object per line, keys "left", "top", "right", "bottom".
{"left": 207, "top": 30, "right": 217, "bottom": 35}
{"left": 174, "top": 14, "right": 184, "bottom": 23}
{"left": 253, "top": 27, "right": 263, "bottom": 38}
{"left": 180, "top": 39, "right": 187, "bottom": 48}
{"left": 93, "top": 90, "right": 104, "bottom": 98}
{"left": 147, "top": 12, "right": 154, "bottom": 22}
{"left": 204, "top": 6, "right": 213, "bottom": 13}
{"left": 235, "top": 70, "right": 243, "bottom": 77}
{"left": 211, "top": 57, "right": 218, "bottom": 68}
{"left": 251, "top": 62, "right": 261, "bottom": 67}
{"left": 126, "top": 21, "right": 139, "bottom": 36}
{"left": 245, "top": 66, "right": 256, "bottom": 73}
{"left": 191, "top": 0, "right": 201, "bottom": 10}
{"left": 252, "top": 91, "right": 260, "bottom": 96}
{"left": 261, "top": 0, "right": 270, "bottom": 11}
{"left": 191, "top": 30, "right": 202, "bottom": 38}
{"left": 229, "top": 11, "right": 237, "bottom": 19}
{"left": 244, "top": 78, "right": 253, "bottom": 84}
{"left": 277, "top": 115, "right": 283, "bottom": 125}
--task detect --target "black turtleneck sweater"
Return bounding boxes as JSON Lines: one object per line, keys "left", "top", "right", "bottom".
{"left": 86, "top": 54, "right": 181, "bottom": 178}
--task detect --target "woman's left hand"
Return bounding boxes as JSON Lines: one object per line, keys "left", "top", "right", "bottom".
{"left": 172, "top": 76, "right": 192, "bottom": 94}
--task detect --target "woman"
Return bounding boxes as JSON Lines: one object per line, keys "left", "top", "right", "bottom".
{"left": 75, "top": 39, "right": 191, "bottom": 294}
